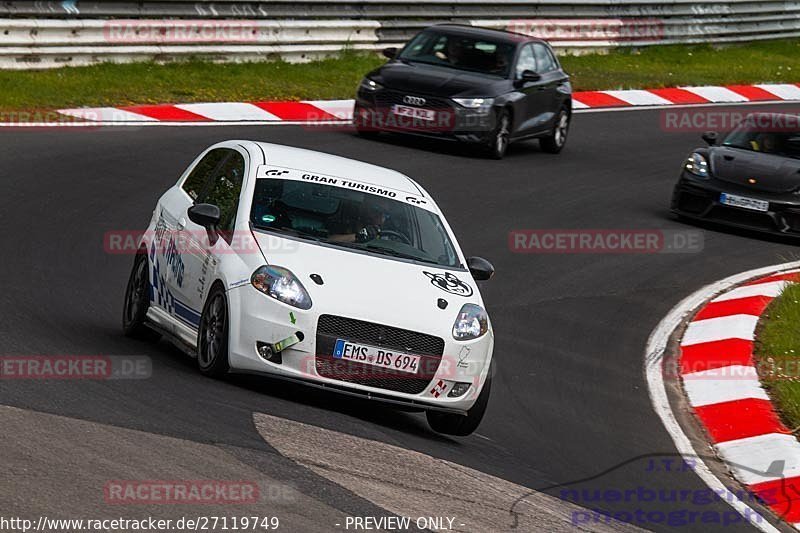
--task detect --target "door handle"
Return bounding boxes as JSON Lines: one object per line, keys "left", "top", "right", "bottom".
{"left": 177, "top": 217, "right": 186, "bottom": 230}
{"left": 723, "top": 155, "right": 734, "bottom": 161}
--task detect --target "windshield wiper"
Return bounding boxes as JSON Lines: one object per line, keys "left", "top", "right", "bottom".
{"left": 252, "top": 225, "right": 322, "bottom": 242}
{"left": 329, "top": 241, "right": 429, "bottom": 262}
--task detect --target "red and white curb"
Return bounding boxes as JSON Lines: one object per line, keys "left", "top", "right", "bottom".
{"left": 647, "top": 261, "right": 800, "bottom": 533}
{"left": 54, "top": 83, "right": 800, "bottom": 125}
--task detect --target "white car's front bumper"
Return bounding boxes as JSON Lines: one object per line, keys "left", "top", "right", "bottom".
{"left": 226, "top": 285, "right": 494, "bottom": 413}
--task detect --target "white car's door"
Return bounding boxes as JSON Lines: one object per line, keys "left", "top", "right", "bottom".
{"left": 154, "top": 148, "right": 231, "bottom": 332}
{"left": 178, "top": 148, "right": 248, "bottom": 330}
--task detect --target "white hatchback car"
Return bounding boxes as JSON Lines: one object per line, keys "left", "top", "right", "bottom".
{"left": 123, "top": 141, "right": 495, "bottom": 435}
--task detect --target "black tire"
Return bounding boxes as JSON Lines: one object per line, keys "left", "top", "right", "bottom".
{"left": 484, "top": 108, "right": 511, "bottom": 159}
{"left": 122, "top": 250, "right": 160, "bottom": 341}
{"left": 197, "top": 284, "right": 231, "bottom": 378}
{"left": 426, "top": 373, "right": 492, "bottom": 436}
{"left": 540, "top": 107, "right": 570, "bottom": 154}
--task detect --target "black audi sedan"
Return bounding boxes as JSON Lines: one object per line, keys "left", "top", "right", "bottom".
{"left": 353, "top": 24, "right": 572, "bottom": 159}
{"left": 671, "top": 113, "right": 800, "bottom": 237}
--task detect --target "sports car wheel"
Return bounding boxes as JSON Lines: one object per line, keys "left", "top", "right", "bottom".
{"left": 426, "top": 373, "right": 492, "bottom": 436}
{"left": 540, "top": 108, "right": 570, "bottom": 154}
{"left": 485, "top": 109, "right": 510, "bottom": 159}
{"left": 197, "top": 284, "right": 230, "bottom": 378}
{"left": 122, "top": 250, "right": 160, "bottom": 340}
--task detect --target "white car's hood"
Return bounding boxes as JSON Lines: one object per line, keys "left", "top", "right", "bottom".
{"left": 254, "top": 232, "right": 483, "bottom": 334}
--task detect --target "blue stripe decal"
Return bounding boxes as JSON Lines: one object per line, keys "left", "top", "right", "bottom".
{"left": 173, "top": 299, "right": 201, "bottom": 328}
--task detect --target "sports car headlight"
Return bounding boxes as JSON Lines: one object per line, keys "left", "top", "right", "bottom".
{"left": 251, "top": 266, "right": 312, "bottom": 310}
{"left": 684, "top": 152, "right": 710, "bottom": 178}
{"left": 452, "top": 97, "right": 494, "bottom": 109}
{"left": 359, "top": 78, "right": 382, "bottom": 92}
{"left": 452, "top": 304, "right": 489, "bottom": 341}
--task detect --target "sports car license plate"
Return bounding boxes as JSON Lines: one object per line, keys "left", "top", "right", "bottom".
{"left": 391, "top": 104, "right": 435, "bottom": 121}
{"left": 333, "top": 339, "right": 420, "bottom": 374}
{"left": 720, "top": 193, "right": 769, "bottom": 212}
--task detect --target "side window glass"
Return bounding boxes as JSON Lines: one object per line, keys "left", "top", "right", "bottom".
{"left": 515, "top": 45, "right": 536, "bottom": 78}
{"left": 198, "top": 151, "right": 245, "bottom": 235}
{"left": 182, "top": 149, "right": 228, "bottom": 200}
{"left": 533, "top": 43, "right": 556, "bottom": 73}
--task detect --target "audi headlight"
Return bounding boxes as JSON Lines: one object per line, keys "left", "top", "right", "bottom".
{"left": 452, "top": 304, "right": 489, "bottom": 341}
{"left": 452, "top": 97, "right": 493, "bottom": 109}
{"left": 251, "top": 266, "right": 312, "bottom": 310}
{"left": 684, "top": 152, "right": 710, "bottom": 178}
{"left": 359, "top": 78, "right": 382, "bottom": 92}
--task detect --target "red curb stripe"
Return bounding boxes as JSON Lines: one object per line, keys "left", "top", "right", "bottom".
{"left": 693, "top": 295, "right": 774, "bottom": 321}
{"left": 647, "top": 88, "right": 710, "bottom": 105}
{"left": 751, "top": 476, "right": 800, "bottom": 522}
{"left": 694, "top": 398, "right": 790, "bottom": 443}
{"left": 572, "top": 91, "right": 630, "bottom": 108}
{"left": 726, "top": 85, "right": 782, "bottom": 102}
{"left": 252, "top": 101, "right": 338, "bottom": 121}
{"left": 118, "top": 105, "right": 207, "bottom": 122}
{"left": 680, "top": 339, "right": 754, "bottom": 375}
{"left": 745, "top": 272, "right": 800, "bottom": 286}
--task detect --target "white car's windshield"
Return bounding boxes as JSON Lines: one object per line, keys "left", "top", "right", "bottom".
{"left": 250, "top": 178, "right": 461, "bottom": 267}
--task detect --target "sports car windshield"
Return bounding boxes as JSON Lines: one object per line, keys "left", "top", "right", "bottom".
{"left": 250, "top": 178, "right": 461, "bottom": 268}
{"left": 398, "top": 30, "right": 514, "bottom": 77}
{"left": 722, "top": 123, "right": 800, "bottom": 159}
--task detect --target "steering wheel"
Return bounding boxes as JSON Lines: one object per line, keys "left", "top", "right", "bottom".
{"left": 378, "top": 229, "right": 412, "bottom": 245}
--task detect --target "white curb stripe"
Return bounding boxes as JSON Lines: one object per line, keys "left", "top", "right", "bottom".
{"left": 682, "top": 365, "right": 769, "bottom": 407}
{"left": 603, "top": 89, "right": 673, "bottom": 106}
{"left": 717, "top": 433, "right": 800, "bottom": 485}
{"left": 681, "top": 86, "right": 750, "bottom": 103}
{"left": 681, "top": 314, "right": 759, "bottom": 346}
{"left": 304, "top": 99, "right": 355, "bottom": 120}
{"left": 174, "top": 102, "right": 281, "bottom": 121}
{"left": 710, "top": 280, "right": 789, "bottom": 303}
{"left": 58, "top": 107, "right": 157, "bottom": 122}
{"left": 757, "top": 84, "right": 800, "bottom": 101}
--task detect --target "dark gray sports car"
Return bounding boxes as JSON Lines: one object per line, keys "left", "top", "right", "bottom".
{"left": 671, "top": 113, "right": 800, "bottom": 236}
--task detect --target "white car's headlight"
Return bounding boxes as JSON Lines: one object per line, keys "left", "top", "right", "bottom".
{"left": 452, "top": 304, "right": 489, "bottom": 341}
{"left": 684, "top": 152, "right": 710, "bottom": 178}
{"left": 359, "top": 78, "right": 382, "bottom": 92}
{"left": 452, "top": 97, "right": 493, "bottom": 109}
{"left": 251, "top": 265, "right": 312, "bottom": 310}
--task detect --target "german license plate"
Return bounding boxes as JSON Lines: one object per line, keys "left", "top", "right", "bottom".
{"left": 391, "top": 104, "right": 435, "bottom": 121}
{"left": 333, "top": 339, "right": 420, "bottom": 374}
{"left": 720, "top": 193, "right": 769, "bottom": 212}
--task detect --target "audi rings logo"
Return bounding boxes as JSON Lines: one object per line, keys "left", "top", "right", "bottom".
{"left": 403, "top": 95, "right": 426, "bottom": 106}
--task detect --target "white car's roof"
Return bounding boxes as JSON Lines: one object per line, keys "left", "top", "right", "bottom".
{"left": 252, "top": 141, "right": 425, "bottom": 197}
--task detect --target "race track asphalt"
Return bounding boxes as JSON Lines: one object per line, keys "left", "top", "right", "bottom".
{"left": 1, "top": 104, "right": 796, "bottom": 532}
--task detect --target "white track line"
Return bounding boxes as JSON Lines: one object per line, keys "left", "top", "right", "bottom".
{"left": 645, "top": 260, "right": 800, "bottom": 533}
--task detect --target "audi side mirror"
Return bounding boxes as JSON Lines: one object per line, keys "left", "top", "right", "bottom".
{"left": 520, "top": 70, "right": 541, "bottom": 82}
{"left": 702, "top": 131, "right": 718, "bottom": 146}
{"left": 382, "top": 47, "right": 398, "bottom": 59}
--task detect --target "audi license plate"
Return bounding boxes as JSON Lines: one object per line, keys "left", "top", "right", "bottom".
{"left": 720, "top": 193, "right": 769, "bottom": 212}
{"left": 333, "top": 339, "right": 420, "bottom": 374}
{"left": 391, "top": 104, "right": 435, "bottom": 121}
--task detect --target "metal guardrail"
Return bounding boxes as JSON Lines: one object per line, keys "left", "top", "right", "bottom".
{"left": 0, "top": 1, "right": 797, "bottom": 68}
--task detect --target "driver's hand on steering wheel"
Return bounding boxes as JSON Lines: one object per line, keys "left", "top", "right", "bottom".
{"left": 355, "top": 224, "right": 380, "bottom": 243}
